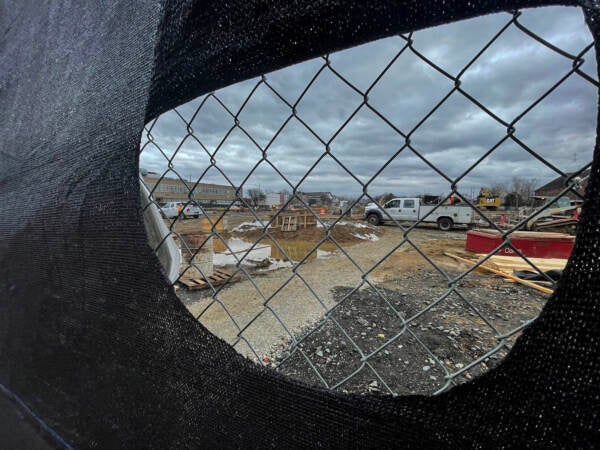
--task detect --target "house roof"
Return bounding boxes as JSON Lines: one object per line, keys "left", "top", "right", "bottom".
{"left": 534, "top": 169, "right": 590, "bottom": 195}
{"left": 303, "top": 191, "right": 334, "bottom": 197}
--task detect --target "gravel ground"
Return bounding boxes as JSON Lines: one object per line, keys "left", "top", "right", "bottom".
{"left": 177, "top": 224, "right": 547, "bottom": 393}
{"left": 269, "top": 271, "right": 544, "bottom": 396}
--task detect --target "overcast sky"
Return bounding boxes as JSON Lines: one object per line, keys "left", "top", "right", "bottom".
{"left": 140, "top": 6, "right": 597, "bottom": 199}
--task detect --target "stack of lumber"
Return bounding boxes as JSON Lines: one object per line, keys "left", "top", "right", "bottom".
{"left": 475, "top": 254, "right": 567, "bottom": 272}
{"left": 444, "top": 253, "right": 558, "bottom": 295}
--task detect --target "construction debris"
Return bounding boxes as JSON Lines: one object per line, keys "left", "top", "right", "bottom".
{"left": 444, "top": 252, "right": 554, "bottom": 295}
{"left": 179, "top": 269, "right": 237, "bottom": 291}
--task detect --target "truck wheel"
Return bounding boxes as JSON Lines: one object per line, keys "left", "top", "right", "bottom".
{"left": 367, "top": 214, "right": 380, "bottom": 226}
{"left": 437, "top": 217, "right": 453, "bottom": 231}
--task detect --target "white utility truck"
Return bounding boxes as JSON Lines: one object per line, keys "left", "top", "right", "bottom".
{"left": 364, "top": 197, "right": 475, "bottom": 231}
{"left": 160, "top": 201, "right": 202, "bottom": 219}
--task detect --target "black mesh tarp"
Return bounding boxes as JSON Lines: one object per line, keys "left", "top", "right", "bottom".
{"left": 1, "top": 0, "right": 599, "bottom": 447}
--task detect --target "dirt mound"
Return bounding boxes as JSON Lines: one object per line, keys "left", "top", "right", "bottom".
{"left": 231, "top": 222, "right": 383, "bottom": 245}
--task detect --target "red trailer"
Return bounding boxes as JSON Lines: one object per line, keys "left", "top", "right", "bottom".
{"left": 466, "top": 229, "right": 574, "bottom": 259}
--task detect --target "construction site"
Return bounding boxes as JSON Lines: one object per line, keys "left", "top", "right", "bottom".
{"left": 4, "top": 2, "right": 599, "bottom": 447}
{"left": 135, "top": 3, "right": 592, "bottom": 397}
{"left": 147, "top": 192, "right": 577, "bottom": 395}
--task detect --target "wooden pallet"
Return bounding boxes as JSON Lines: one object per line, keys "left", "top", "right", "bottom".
{"left": 179, "top": 269, "right": 236, "bottom": 291}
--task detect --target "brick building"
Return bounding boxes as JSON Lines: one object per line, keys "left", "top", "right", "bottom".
{"left": 143, "top": 173, "right": 240, "bottom": 206}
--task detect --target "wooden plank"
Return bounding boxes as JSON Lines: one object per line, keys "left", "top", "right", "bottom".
{"left": 493, "top": 264, "right": 562, "bottom": 273}
{"left": 204, "top": 274, "right": 228, "bottom": 284}
{"left": 211, "top": 272, "right": 226, "bottom": 279}
{"left": 476, "top": 254, "right": 566, "bottom": 272}
{"left": 219, "top": 271, "right": 242, "bottom": 283}
{"left": 478, "top": 254, "right": 567, "bottom": 266}
{"left": 490, "top": 260, "right": 562, "bottom": 269}
{"left": 444, "top": 252, "right": 554, "bottom": 295}
{"left": 281, "top": 215, "right": 298, "bottom": 231}
{"left": 179, "top": 278, "right": 199, "bottom": 288}
{"left": 494, "top": 265, "right": 561, "bottom": 274}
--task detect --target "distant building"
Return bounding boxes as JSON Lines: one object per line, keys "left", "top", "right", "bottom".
{"left": 534, "top": 169, "right": 590, "bottom": 200}
{"left": 302, "top": 191, "right": 336, "bottom": 206}
{"left": 264, "top": 192, "right": 290, "bottom": 208}
{"left": 143, "top": 173, "right": 240, "bottom": 206}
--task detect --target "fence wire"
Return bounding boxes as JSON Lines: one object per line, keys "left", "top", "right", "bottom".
{"left": 139, "top": 9, "right": 596, "bottom": 396}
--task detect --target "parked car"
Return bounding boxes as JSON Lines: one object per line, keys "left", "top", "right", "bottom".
{"left": 160, "top": 201, "right": 202, "bottom": 219}
{"left": 364, "top": 197, "right": 475, "bottom": 231}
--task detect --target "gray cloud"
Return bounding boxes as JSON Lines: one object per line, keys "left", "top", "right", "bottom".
{"left": 140, "top": 6, "right": 596, "bottom": 199}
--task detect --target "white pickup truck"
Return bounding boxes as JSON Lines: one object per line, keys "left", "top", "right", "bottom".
{"left": 160, "top": 201, "right": 203, "bottom": 219}
{"left": 364, "top": 197, "right": 474, "bottom": 231}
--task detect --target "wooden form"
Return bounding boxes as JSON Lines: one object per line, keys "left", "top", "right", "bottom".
{"left": 179, "top": 269, "right": 237, "bottom": 291}
{"left": 273, "top": 211, "right": 317, "bottom": 231}
{"left": 444, "top": 252, "right": 554, "bottom": 295}
{"left": 281, "top": 215, "right": 297, "bottom": 231}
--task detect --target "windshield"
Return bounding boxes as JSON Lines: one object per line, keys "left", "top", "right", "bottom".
{"left": 549, "top": 197, "right": 571, "bottom": 208}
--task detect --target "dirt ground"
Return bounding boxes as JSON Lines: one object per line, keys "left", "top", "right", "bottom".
{"left": 167, "top": 212, "right": 383, "bottom": 245}
{"left": 175, "top": 221, "right": 548, "bottom": 396}
{"left": 226, "top": 221, "right": 383, "bottom": 245}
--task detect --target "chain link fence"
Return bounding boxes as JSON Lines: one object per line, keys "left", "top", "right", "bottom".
{"left": 139, "top": 8, "right": 596, "bottom": 396}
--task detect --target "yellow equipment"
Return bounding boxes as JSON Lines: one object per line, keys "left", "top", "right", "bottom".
{"left": 477, "top": 188, "right": 501, "bottom": 210}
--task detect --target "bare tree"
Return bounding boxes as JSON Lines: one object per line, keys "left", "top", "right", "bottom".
{"left": 504, "top": 176, "right": 537, "bottom": 207}
{"left": 247, "top": 188, "right": 266, "bottom": 208}
{"left": 490, "top": 183, "right": 508, "bottom": 197}
{"left": 320, "top": 194, "right": 332, "bottom": 205}
{"left": 377, "top": 192, "right": 395, "bottom": 204}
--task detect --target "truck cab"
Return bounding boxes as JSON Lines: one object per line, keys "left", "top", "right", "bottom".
{"left": 365, "top": 197, "right": 419, "bottom": 225}
{"left": 376, "top": 198, "right": 419, "bottom": 222}
{"left": 365, "top": 196, "right": 474, "bottom": 231}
